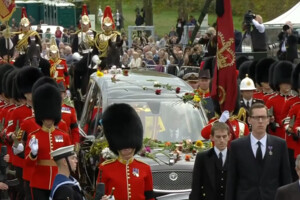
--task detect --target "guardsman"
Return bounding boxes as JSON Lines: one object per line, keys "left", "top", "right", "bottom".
{"left": 282, "top": 63, "right": 300, "bottom": 181}
{"left": 13, "top": 7, "right": 42, "bottom": 68}
{"left": 49, "top": 145, "right": 85, "bottom": 200}
{"left": 265, "top": 61, "right": 294, "bottom": 181}
{"left": 266, "top": 61, "right": 294, "bottom": 139}
{"left": 0, "top": 68, "right": 16, "bottom": 157}
{"left": 239, "top": 74, "right": 264, "bottom": 125}
{"left": 281, "top": 62, "right": 300, "bottom": 121}
{"left": 58, "top": 82, "right": 80, "bottom": 147}
{"left": 97, "top": 103, "right": 154, "bottom": 200}
{"left": 15, "top": 66, "right": 43, "bottom": 199}
{"left": 25, "top": 83, "right": 71, "bottom": 200}
{"left": 263, "top": 61, "right": 278, "bottom": 103}
{"left": 49, "top": 37, "right": 70, "bottom": 89}
{"left": 94, "top": 5, "right": 122, "bottom": 69}
{"left": 254, "top": 58, "right": 276, "bottom": 102}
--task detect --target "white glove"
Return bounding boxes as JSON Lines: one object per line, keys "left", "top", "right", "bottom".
{"left": 12, "top": 143, "right": 24, "bottom": 155}
{"left": 29, "top": 137, "right": 39, "bottom": 156}
{"left": 66, "top": 89, "right": 71, "bottom": 97}
{"left": 219, "top": 110, "right": 230, "bottom": 123}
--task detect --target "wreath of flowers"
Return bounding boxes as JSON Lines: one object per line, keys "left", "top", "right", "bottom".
{"left": 139, "top": 138, "right": 212, "bottom": 163}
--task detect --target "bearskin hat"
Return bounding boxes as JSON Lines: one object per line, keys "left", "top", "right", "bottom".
{"left": 248, "top": 60, "right": 258, "bottom": 84}
{"left": 0, "top": 63, "right": 14, "bottom": 94}
{"left": 273, "top": 61, "right": 294, "bottom": 91}
{"left": 292, "top": 63, "right": 300, "bottom": 91}
{"left": 2, "top": 68, "right": 14, "bottom": 98}
{"left": 268, "top": 61, "right": 277, "bottom": 91}
{"left": 16, "top": 67, "right": 43, "bottom": 94}
{"left": 32, "top": 76, "right": 58, "bottom": 93}
{"left": 255, "top": 57, "right": 276, "bottom": 85}
{"left": 102, "top": 103, "right": 143, "bottom": 155}
{"left": 5, "top": 70, "right": 18, "bottom": 99}
{"left": 32, "top": 83, "right": 62, "bottom": 126}
{"left": 238, "top": 60, "right": 251, "bottom": 80}
{"left": 236, "top": 55, "right": 249, "bottom": 70}
{"left": 12, "top": 71, "right": 26, "bottom": 101}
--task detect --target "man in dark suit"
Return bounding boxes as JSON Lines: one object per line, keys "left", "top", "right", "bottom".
{"left": 190, "top": 122, "right": 231, "bottom": 200}
{"left": 275, "top": 154, "right": 300, "bottom": 200}
{"left": 226, "top": 103, "right": 292, "bottom": 200}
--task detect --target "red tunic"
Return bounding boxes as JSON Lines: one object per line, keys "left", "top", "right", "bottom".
{"left": 5, "top": 105, "right": 32, "bottom": 167}
{"left": 49, "top": 58, "right": 70, "bottom": 88}
{"left": 61, "top": 104, "right": 80, "bottom": 144}
{"left": 20, "top": 116, "right": 69, "bottom": 181}
{"left": 263, "top": 92, "right": 276, "bottom": 104}
{"left": 0, "top": 104, "right": 16, "bottom": 162}
{"left": 97, "top": 157, "right": 154, "bottom": 200}
{"left": 281, "top": 96, "right": 300, "bottom": 122}
{"left": 283, "top": 102, "right": 300, "bottom": 157}
{"left": 25, "top": 126, "right": 71, "bottom": 190}
{"left": 253, "top": 91, "right": 264, "bottom": 101}
{"left": 201, "top": 117, "right": 250, "bottom": 141}
{"left": 266, "top": 94, "right": 294, "bottom": 139}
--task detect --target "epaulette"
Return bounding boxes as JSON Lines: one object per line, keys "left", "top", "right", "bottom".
{"left": 23, "top": 116, "right": 34, "bottom": 121}
{"left": 291, "top": 101, "right": 300, "bottom": 108}
{"left": 135, "top": 158, "right": 149, "bottom": 165}
{"left": 75, "top": 30, "right": 81, "bottom": 34}
{"left": 28, "top": 128, "right": 40, "bottom": 136}
{"left": 56, "top": 128, "right": 69, "bottom": 135}
{"left": 113, "top": 31, "right": 121, "bottom": 36}
{"left": 101, "top": 158, "right": 117, "bottom": 166}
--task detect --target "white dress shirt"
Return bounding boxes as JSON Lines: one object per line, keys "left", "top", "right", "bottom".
{"left": 250, "top": 133, "right": 267, "bottom": 158}
{"left": 214, "top": 147, "right": 227, "bottom": 166}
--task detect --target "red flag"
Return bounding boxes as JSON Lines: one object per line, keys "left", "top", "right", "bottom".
{"left": 211, "top": 0, "right": 237, "bottom": 113}
{"left": 0, "top": 0, "right": 16, "bottom": 23}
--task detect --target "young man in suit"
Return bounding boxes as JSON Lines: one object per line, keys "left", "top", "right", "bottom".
{"left": 275, "top": 154, "right": 300, "bottom": 200}
{"left": 190, "top": 122, "right": 231, "bottom": 200}
{"left": 226, "top": 103, "right": 292, "bottom": 200}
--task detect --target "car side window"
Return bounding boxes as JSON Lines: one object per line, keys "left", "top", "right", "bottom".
{"left": 80, "top": 81, "right": 102, "bottom": 136}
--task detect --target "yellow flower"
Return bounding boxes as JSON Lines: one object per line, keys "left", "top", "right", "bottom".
{"left": 193, "top": 95, "right": 201, "bottom": 103}
{"left": 97, "top": 70, "right": 104, "bottom": 77}
{"left": 195, "top": 140, "right": 203, "bottom": 147}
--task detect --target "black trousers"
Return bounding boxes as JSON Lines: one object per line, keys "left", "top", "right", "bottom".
{"left": 24, "top": 180, "right": 32, "bottom": 200}
{"left": 31, "top": 188, "right": 50, "bottom": 200}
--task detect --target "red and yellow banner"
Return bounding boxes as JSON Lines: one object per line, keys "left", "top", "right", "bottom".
{"left": 0, "top": 0, "right": 16, "bottom": 23}
{"left": 211, "top": 0, "right": 237, "bottom": 113}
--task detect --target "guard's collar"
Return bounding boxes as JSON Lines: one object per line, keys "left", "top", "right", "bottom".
{"left": 118, "top": 156, "right": 134, "bottom": 165}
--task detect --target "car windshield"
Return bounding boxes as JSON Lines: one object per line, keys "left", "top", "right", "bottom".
{"left": 109, "top": 99, "right": 206, "bottom": 142}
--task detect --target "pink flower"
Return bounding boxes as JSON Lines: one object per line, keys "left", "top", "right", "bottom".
{"left": 145, "top": 146, "right": 151, "bottom": 153}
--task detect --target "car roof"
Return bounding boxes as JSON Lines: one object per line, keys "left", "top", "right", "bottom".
{"left": 91, "top": 70, "right": 193, "bottom": 108}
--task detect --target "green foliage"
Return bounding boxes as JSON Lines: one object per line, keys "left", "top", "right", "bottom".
{"left": 85, "top": 0, "right": 299, "bottom": 37}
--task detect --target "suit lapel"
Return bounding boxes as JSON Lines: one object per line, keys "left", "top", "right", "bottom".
{"left": 205, "top": 148, "right": 216, "bottom": 192}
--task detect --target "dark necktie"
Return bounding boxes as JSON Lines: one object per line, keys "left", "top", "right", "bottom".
{"left": 219, "top": 152, "right": 223, "bottom": 167}
{"left": 256, "top": 141, "right": 263, "bottom": 162}
{"left": 246, "top": 101, "right": 250, "bottom": 109}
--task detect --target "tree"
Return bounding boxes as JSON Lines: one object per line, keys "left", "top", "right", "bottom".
{"left": 189, "top": 0, "right": 214, "bottom": 44}
{"left": 178, "top": 0, "right": 188, "bottom": 21}
{"left": 143, "top": 0, "right": 153, "bottom": 25}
